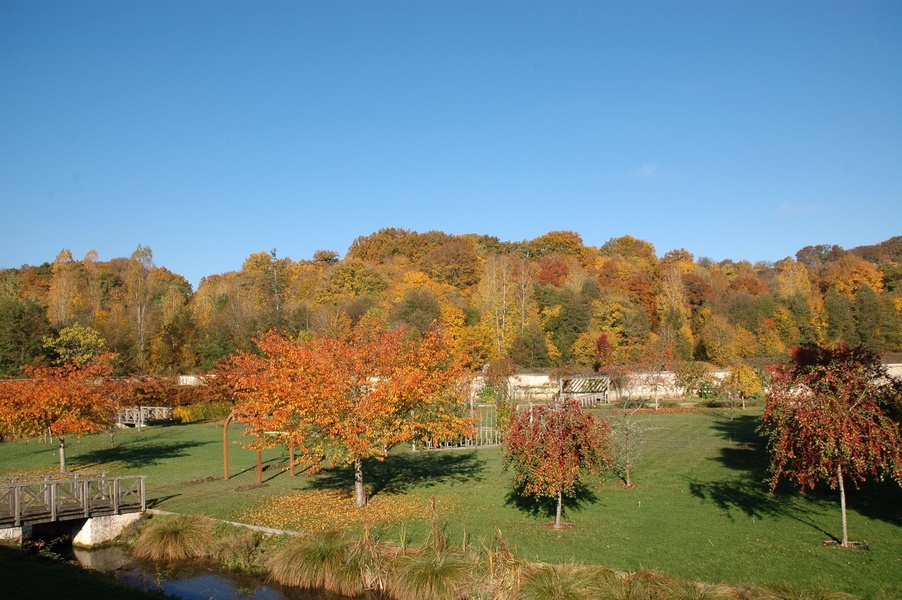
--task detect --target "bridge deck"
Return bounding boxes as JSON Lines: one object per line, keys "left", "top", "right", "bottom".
{"left": 0, "top": 473, "right": 145, "bottom": 528}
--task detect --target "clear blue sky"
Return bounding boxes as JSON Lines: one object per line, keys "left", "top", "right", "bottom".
{"left": 2, "top": 1, "right": 900, "bottom": 289}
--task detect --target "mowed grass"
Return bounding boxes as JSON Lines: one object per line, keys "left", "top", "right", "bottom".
{"left": 1, "top": 410, "right": 900, "bottom": 599}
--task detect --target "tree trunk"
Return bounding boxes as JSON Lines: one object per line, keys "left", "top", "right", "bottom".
{"left": 354, "top": 457, "right": 366, "bottom": 508}
{"left": 838, "top": 463, "right": 849, "bottom": 547}
{"left": 554, "top": 490, "right": 563, "bottom": 529}
{"left": 625, "top": 465, "right": 632, "bottom": 487}
{"left": 58, "top": 436, "right": 67, "bottom": 473}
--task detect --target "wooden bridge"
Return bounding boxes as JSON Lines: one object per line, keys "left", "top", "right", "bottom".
{"left": 0, "top": 472, "right": 145, "bottom": 528}
{"left": 117, "top": 406, "right": 174, "bottom": 427}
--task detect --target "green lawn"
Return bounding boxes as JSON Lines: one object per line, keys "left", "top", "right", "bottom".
{"left": 2, "top": 410, "right": 900, "bottom": 599}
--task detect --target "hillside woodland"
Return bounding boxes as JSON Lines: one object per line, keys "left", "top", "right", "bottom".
{"left": 1, "top": 231, "right": 900, "bottom": 377}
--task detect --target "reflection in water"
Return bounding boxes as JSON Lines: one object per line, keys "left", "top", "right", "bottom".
{"left": 72, "top": 545, "right": 345, "bottom": 599}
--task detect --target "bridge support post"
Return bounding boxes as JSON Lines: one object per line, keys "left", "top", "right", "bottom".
{"left": 0, "top": 524, "right": 32, "bottom": 546}
{"left": 72, "top": 513, "right": 143, "bottom": 548}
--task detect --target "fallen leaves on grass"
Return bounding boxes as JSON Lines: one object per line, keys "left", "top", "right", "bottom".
{"left": 238, "top": 490, "right": 456, "bottom": 533}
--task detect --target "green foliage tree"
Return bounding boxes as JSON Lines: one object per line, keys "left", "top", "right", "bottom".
{"left": 0, "top": 296, "right": 50, "bottom": 376}
{"left": 509, "top": 323, "right": 551, "bottom": 369}
{"left": 390, "top": 288, "right": 441, "bottom": 335}
{"left": 43, "top": 323, "right": 107, "bottom": 366}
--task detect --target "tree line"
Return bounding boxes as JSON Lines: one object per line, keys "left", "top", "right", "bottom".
{"left": 1, "top": 230, "right": 900, "bottom": 377}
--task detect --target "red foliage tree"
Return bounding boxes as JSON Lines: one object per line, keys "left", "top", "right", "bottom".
{"left": 503, "top": 400, "right": 612, "bottom": 529}
{"left": 225, "top": 314, "right": 474, "bottom": 508}
{"left": 760, "top": 343, "right": 902, "bottom": 547}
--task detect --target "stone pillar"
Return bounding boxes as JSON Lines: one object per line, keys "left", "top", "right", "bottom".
{"left": 0, "top": 524, "right": 32, "bottom": 545}
{"left": 72, "top": 513, "right": 143, "bottom": 548}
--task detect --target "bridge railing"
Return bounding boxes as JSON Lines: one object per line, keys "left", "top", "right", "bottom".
{"left": 0, "top": 473, "right": 145, "bottom": 528}
{"left": 117, "top": 406, "right": 174, "bottom": 427}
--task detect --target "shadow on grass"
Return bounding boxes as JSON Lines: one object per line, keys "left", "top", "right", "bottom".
{"left": 146, "top": 493, "right": 181, "bottom": 508}
{"left": 308, "top": 449, "right": 487, "bottom": 498}
{"left": 70, "top": 440, "right": 209, "bottom": 470}
{"left": 504, "top": 482, "right": 599, "bottom": 522}
{"left": 690, "top": 414, "right": 902, "bottom": 535}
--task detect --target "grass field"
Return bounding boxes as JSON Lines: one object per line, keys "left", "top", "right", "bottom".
{"left": 1, "top": 409, "right": 900, "bottom": 599}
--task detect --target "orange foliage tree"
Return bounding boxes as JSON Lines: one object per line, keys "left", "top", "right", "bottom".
{"left": 0, "top": 354, "right": 118, "bottom": 472}
{"left": 226, "top": 314, "right": 473, "bottom": 508}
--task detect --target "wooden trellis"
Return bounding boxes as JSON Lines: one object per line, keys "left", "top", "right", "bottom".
{"left": 558, "top": 375, "right": 610, "bottom": 407}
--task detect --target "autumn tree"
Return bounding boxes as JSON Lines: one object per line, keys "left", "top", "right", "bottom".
{"left": 478, "top": 255, "right": 519, "bottom": 358}
{"left": 720, "top": 363, "right": 763, "bottom": 416}
{"left": 125, "top": 245, "right": 155, "bottom": 370}
{"left": 760, "top": 343, "right": 902, "bottom": 547}
{"left": 47, "top": 249, "right": 78, "bottom": 327}
{"left": 0, "top": 354, "right": 118, "bottom": 471}
{"left": 420, "top": 238, "right": 481, "bottom": 290}
{"left": 503, "top": 399, "right": 612, "bottom": 529}
{"left": 227, "top": 314, "right": 473, "bottom": 508}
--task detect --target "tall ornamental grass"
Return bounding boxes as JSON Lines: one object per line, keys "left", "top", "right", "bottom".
{"left": 133, "top": 514, "right": 214, "bottom": 562}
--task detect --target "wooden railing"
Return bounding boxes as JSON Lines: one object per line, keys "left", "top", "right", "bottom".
{"left": 0, "top": 472, "right": 145, "bottom": 528}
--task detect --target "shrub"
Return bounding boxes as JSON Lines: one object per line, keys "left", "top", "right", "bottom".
{"left": 133, "top": 514, "right": 214, "bottom": 562}
{"left": 172, "top": 402, "right": 232, "bottom": 423}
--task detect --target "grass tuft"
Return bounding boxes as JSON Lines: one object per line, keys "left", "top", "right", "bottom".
{"left": 516, "top": 563, "right": 596, "bottom": 600}
{"left": 386, "top": 549, "right": 475, "bottom": 600}
{"left": 132, "top": 514, "right": 214, "bottom": 562}
{"left": 267, "top": 530, "right": 363, "bottom": 596}
{"left": 210, "top": 527, "right": 261, "bottom": 571}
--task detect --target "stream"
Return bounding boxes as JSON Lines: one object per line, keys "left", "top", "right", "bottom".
{"left": 70, "top": 545, "right": 346, "bottom": 599}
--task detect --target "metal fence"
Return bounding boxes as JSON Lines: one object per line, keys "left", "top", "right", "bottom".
{"left": 426, "top": 403, "right": 502, "bottom": 450}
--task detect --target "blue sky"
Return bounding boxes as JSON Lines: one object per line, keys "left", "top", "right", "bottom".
{"left": 2, "top": 1, "right": 900, "bottom": 289}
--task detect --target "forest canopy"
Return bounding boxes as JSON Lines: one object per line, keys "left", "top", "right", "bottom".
{"left": 1, "top": 231, "right": 900, "bottom": 377}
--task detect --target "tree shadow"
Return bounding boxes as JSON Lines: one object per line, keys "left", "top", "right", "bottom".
{"left": 690, "top": 415, "right": 902, "bottom": 533}
{"left": 146, "top": 493, "right": 181, "bottom": 508}
{"left": 841, "top": 478, "right": 902, "bottom": 527}
{"left": 70, "top": 440, "right": 209, "bottom": 470}
{"left": 308, "top": 449, "right": 487, "bottom": 498}
{"left": 226, "top": 455, "right": 294, "bottom": 483}
{"left": 504, "top": 482, "right": 599, "bottom": 521}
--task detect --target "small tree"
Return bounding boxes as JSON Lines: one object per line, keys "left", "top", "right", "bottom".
{"left": 604, "top": 365, "right": 656, "bottom": 487}
{"left": 0, "top": 354, "right": 118, "bottom": 471}
{"left": 504, "top": 399, "right": 612, "bottom": 529}
{"left": 720, "top": 363, "right": 764, "bottom": 418}
{"left": 760, "top": 343, "right": 902, "bottom": 547}
{"left": 674, "top": 360, "right": 713, "bottom": 399}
